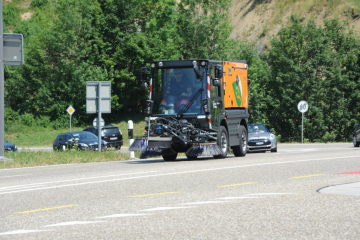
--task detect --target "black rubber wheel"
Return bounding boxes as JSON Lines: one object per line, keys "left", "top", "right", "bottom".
{"left": 162, "top": 152, "right": 178, "bottom": 161}
{"left": 353, "top": 136, "right": 359, "bottom": 147}
{"left": 232, "top": 125, "right": 247, "bottom": 157}
{"left": 271, "top": 147, "right": 277, "bottom": 152}
{"left": 214, "top": 126, "right": 228, "bottom": 159}
{"left": 186, "top": 154, "right": 198, "bottom": 160}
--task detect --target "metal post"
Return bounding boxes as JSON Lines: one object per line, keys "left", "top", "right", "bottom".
{"left": 302, "top": 112, "right": 304, "bottom": 143}
{"left": 70, "top": 114, "right": 72, "bottom": 132}
{"left": 97, "top": 83, "right": 102, "bottom": 152}
{"left": 128, "top": 120, "right": 134, "bottom": 158}
{"left": 0, "top": 1, "right": 7, "bottom": 161}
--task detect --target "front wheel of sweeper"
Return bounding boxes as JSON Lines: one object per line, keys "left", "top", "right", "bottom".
{"left": 162, "top": 152, "right": 178, "bottom": 161}
{"left": 214, "top": 126, "right": 228, "bottom": 159}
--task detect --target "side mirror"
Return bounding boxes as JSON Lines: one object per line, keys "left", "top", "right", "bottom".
{"left": 248, "top": 79, "right": 251, "bottom": 85}
{"left": 140, "top": 67, "right": 148, "bottom": 81}
{"left": 215, "top": 65, "right": 223, "bottom": 78}
{"left": 141, "top": 82, "right": 148, "bottom": 88}
{"left": 146, "top": 100, "right": 154, "bottom": 115}
{"left": 212, "top": 79, "right": 220, "bottom": 87}
{"left": 193, "top": 61, "right": 203, "bottom": 79}
{"left": 269, "top": 129, "right": 274, "bottom": 133}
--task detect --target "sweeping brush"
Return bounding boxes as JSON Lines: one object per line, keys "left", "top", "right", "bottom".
{"left": 186, "top": 142, "right": 222, "bottom": 157}
{"left": 139, "top": 147, "right": 163, "bottom": 159}
{"left": 129, "top": 137, "right": 148, "bottom": 151}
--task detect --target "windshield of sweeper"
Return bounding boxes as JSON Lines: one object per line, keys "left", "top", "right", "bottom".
{"left": 152, "top": 68, "right": 205, "bottom": 116}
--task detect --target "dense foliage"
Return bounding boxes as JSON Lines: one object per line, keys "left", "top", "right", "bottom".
{"left": 250, "top": 16, "right": 360, "bottom": 142}
{"left": 3, "top": 1, "right": 360, "bottom": 142}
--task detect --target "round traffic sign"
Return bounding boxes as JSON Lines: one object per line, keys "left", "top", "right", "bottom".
{"left": 93, "top": 118, "right": 105, "bottom": 127}
{"left": 297, "top": 101, "right": 308, "bottom": 113}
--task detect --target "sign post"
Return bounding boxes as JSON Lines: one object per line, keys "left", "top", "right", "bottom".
{"left": 86, "top": 81, "right": 111, "bottom": 152}
{"left": 297, "top": 100, "right": 309, "bottom": 143}
{"left": 0, "top": 0, "right": 24, "bottom": 161}
{"left": 66, "top": 105, "right": 75, "bottom": 131}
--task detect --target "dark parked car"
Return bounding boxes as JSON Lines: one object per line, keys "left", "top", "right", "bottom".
{"left": 353, "top": 124, "right": 360, "bottom": 147}
{"left": 247, "top": 123, "right": 277, "bottom": 153}
{"left": 83, "top": 126, "right": 123, "bottom": 149}
{"left": 4, "top": 140, "right": 17, "bottom": 152}
{"left": 53, "top": 131, "right": 107, "bottom": 151}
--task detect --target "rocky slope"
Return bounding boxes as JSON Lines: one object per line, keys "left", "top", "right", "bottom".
{"left": 229, "top": 0, "right": 360, "bottom": 49}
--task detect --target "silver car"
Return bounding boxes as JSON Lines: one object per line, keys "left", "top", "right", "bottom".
{"left": 247, "top": 123, "right": 277, "bottom": 153}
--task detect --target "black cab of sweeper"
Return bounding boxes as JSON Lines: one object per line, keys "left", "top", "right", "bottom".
{"left": 140, "top": 59, "right": 224, "bottom": 128}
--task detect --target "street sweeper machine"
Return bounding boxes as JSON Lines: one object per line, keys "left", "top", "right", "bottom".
{"left": 129, "top": 59, "right": 250, "bottom": 161}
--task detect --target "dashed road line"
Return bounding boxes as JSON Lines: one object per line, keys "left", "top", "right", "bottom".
{"left": 1, "top": 192, "right": 296, "bottom": 236}
{"left": 15, "top": 204, "right": 78, "bottom": 214}
{"left": 288, "top": 174, "right": 325, "bottom": 179}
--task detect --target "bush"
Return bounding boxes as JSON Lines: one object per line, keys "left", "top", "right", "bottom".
{"left": 35, "top": 115, "right": 51, "bottom": 128}
{"left": 52, "top": 116, "right": 71, "bottom": 130}
{"left": 4, "top": 107, "right": 19, "bottom": 123}
{"left": 322, "top": 131, "right": 336, "bottom": 143}
{"left": 19, "top": 113, "right": 35, "bottom": 126}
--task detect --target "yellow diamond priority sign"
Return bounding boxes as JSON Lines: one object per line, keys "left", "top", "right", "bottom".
{"left": 66, "top": 105, "right": 75, "bottom": 116}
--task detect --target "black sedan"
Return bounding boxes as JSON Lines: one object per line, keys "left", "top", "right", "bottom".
{"left": 4, "top": 140, "right": 17, "bottom": 151}
{"left": 53, "top": 131, "right": 107, "bottom": 151}
{"left": 247, "top": 123, "right": 277, "bottom": 153}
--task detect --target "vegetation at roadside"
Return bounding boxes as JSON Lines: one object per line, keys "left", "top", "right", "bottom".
{"left": 1, "top": 150, "right": 132, "bottom": 169}
{"left": 5, "top": 114, "right": 146, "bottom": 147}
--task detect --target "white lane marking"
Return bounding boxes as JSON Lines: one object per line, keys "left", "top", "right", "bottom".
{"left": 180, "top": 201, "right": 230, "bottom": 205}
{"left": 96, "top": 213, "right": 150, "bottom": 218}
{"left": 0, "top": 174, "right": 31, "bottom": 179}
{"left": 1, "top": 155, "right": 359, "bottom": 195}
{"left": 0, "top": 229, "right": 52, "bottom": 235}
{"left": 0, "top": 162, "right": 98, "bottom": 172}
{"left": 0, "top": 184, "right": 48, "bottom": 192}
{"left": 246, "top": 193, "right": 296, "bottom": 196}
{"left": 139, "top": 207, "right": 192, "bottom": 211}
{"left": 45, "top": 221, "right": 106, "bottom": 227}
{"left": 214, "top": 197, "right": 263, "bottom": 200}
{"left": 0, "top": 171, "right": 157, "bottom": 192}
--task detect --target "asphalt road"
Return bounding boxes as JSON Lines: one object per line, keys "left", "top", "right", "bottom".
{"left": 1, "top": 143, "right": 360, "bottom": 239}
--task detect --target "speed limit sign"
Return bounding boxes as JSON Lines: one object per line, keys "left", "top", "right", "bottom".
{"left": 298, "top": 100, "right": 308, "bottom": 143}
{"left": 297, "top": 101, "right": 308, "bottom": 113}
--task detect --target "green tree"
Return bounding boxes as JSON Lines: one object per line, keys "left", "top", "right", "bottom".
{"left": 265, "top": 15, "right": 360, "bottom": 142}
